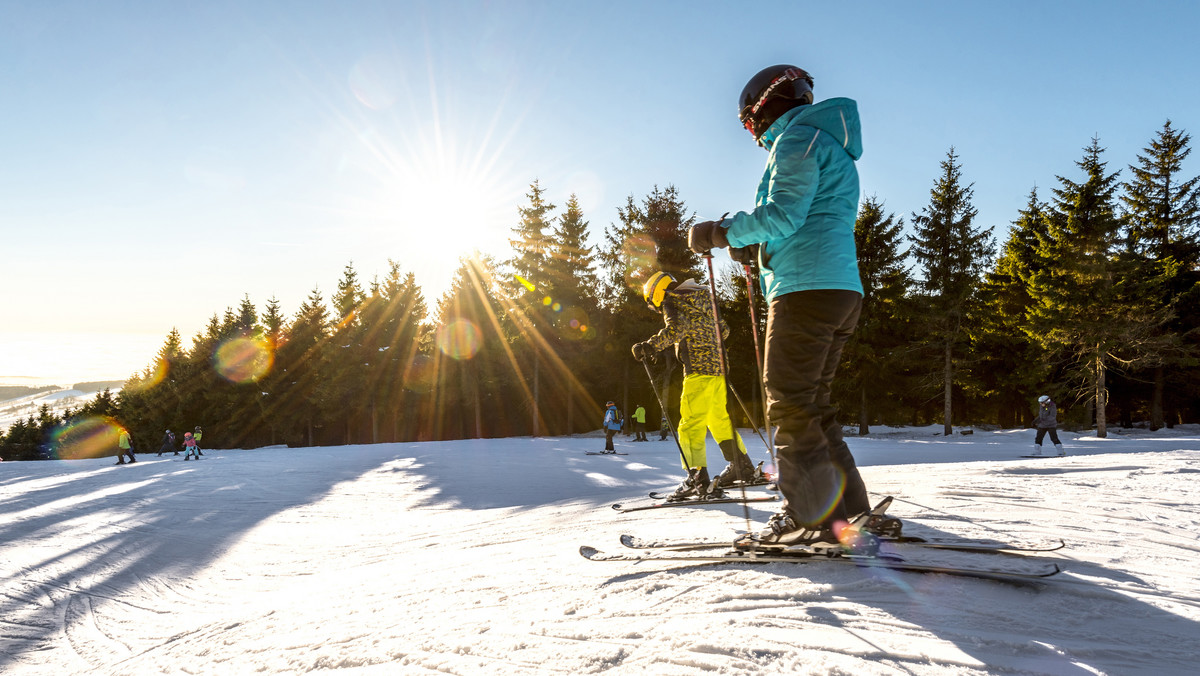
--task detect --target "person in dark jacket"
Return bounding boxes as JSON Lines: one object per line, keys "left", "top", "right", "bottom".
{"left": 688, "top": 64, "right": 886, "bottom": 550}
{"left": 1032, "top": 395, "right": 1065, "bottom": 456}
{"left": 157, "top": 429, "right": 178, "bottom": 456}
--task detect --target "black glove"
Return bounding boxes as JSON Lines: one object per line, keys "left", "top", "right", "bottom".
{"left": 688, "top": 219, "right": 731, "bottom": 254}
{"left": 729, "top": 243, "right": 759, "bottom": 265}
{"left": 631, "top": 341, "right": 656, "bottom": 362}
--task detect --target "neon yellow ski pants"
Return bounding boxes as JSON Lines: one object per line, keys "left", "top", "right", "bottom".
{"left": 676, "top": 373, "right": 747, "bottom": 469}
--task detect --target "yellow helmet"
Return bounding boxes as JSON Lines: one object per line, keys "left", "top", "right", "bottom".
{"left": 642, "top": 271, "right": 676, "bottom": 310}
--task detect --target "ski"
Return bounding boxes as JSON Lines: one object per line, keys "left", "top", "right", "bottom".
{"left": 648, "top": 481, "right": 773, "bottom": 500}
{"left": 611, "top": 494, "right": 778, "bottom": 513}
{"left": 618, "top": 533, "right": 1066, "bottom": 554}
{"left": 586, "top": 452, "right": 629, "bottom": 456}
{"left": 579, "top": 545, "right": 1061, "bottom": 583}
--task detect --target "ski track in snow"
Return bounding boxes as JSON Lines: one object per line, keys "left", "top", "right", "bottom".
{"left": 0, "top": 426, "right": 1198, "bottom": 674}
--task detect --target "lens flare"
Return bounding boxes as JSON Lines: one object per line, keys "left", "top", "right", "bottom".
{"left": 623, "top": 233, "right": 658, "bottom": 290}
{"left": 556, "top": 306, "right": 593, "bottom": 341}
{"left": 436, "top": 320, "right": 482, "bottom": 360}
{"left": 793, "top": 463, "right": 849, "bottom": 526}
{"left": 213, "top": 337, "right": 274, "bottom": 384}
{"left": 126, "top": 357, "right": 168, "bottom": 393}
{"left": 50, "top": 416, "right": 122, "bottom": 460}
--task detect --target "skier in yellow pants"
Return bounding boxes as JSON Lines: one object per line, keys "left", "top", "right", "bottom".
{"left": 632, "top": 271, "right": 757, "bottom": 500}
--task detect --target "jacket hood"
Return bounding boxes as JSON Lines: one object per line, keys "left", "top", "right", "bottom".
{"left": 761, "top": 97, "right": 862, "bottom": 160}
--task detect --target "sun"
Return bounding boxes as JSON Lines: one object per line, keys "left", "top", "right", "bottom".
{"left": 355, "top": 116, "right": 524, "bottom": 299}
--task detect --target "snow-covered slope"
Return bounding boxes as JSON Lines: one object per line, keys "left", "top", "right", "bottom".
{"left": 0, "top": 387, "right": 117, "bottom": 433}
{"left": 1, "top": 428, "right": 1198, "bottom": 674}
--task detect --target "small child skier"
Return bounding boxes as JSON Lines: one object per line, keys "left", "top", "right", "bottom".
{"left": 1032, "top": 395, "right": 1065, "bottom": 456}
{"left": 182, "top": 432, "right": 200, "bottom": 460}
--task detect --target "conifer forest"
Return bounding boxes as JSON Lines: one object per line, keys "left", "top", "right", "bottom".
{"left": 3, "top": 124, "right": 1198, "bottom": 460}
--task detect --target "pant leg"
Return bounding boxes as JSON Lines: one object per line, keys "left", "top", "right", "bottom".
{"left": 703, "top": 376, "right": 749, "bottom": 460}
{"left": 677, "top": 375, "right": 713, "bottom": 469}
{"left": 1048, "top": 428, "right": 1061, "bottom": 445}
{"left": 604, "top": 429, "right": 615, "bottom": 451}
{"left": 1035, "top": 428, "right": 1047, "bottom": 445}
{"left": 765, "top": 289, "right": 863, "bottom": 528}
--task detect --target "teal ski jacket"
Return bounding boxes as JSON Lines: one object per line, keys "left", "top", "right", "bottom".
{"left": 723, "top": 98, "right": 864, "bottom": 302}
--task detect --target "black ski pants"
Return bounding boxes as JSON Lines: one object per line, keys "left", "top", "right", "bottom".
{"left": 1034, "top": 427, "right": 1061, "bottom": 445}
{"left": 764, "top": 289, "right": 869, "bottom": 528}
{"left": 604, "top": 428, "right": 616, "bottom": 451}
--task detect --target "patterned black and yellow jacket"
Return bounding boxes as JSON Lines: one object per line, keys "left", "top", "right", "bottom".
{"left": 643, "top": 279, "right": 729, "bottom": 377}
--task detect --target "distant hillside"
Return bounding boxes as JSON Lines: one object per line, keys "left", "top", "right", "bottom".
{"left": 73, "top": 380, "right": 126, "bottom": 393}
{"left": 0, "top": 385, "right": 60, "bottom": 401}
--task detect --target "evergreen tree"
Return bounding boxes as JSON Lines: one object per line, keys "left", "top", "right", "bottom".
{"left": 541, "top": 194, "right": 602, "bottom": 433}
{"left": 275, "top": 287, "right": 333, "bottom": 446}
{"left": 840, "top": 196, "right": 913, "bottom": 432}
{"left": 968, "top": 189, "right": 1051, "bottom": 427}
{"left": 432, "top": 253, "right": 519, "bottom": 440}
{"left": 1120, "top": 120, "right": 1200, "bottom": 428}
{"left": 596, "top": 186, "right": 702, "bottom": 421}
{"left": 504, "top": 181, "right": 557, "bottom": 436}
{"left": 909, "top": 149, "right": 995, "bottom": 434}
{"left": 359, "top": 260, "right": 430, "bottom": 442}
{"left": 330, "top": 263, "right": 369, "bottom": 443}
{"left": 1027, "top": 137, "right": 1164, "bottom": 437}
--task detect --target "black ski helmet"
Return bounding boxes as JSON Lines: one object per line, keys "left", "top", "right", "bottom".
{"left": 738, "top": 65, "right": 814, "bottom": 144}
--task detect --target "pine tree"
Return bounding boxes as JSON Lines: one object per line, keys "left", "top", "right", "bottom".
{"left": 969, "top": 189, "right": 1049, "bottom": 427}
{"left": 909, "top": 149, "right": 995, "bottom": 435}
{"left": 276, "top": 287, "right": 332, "bottom": 446}
{"left": 432, "top": 253, "right": 519, "bottom": 440}
{"left": 541, "top": 194, "right": 601, "bottom": 433}
{"left": 330, "top": 263, "right": 369, "bottom": 443}
{"left": 597, "top": 186, "right": 702, "bottom": 421}
{"left": 503, "top": 181, "right": 558, "bottom": 436}
{"left": 1120, "top": 120, "right": 1200, "bottom": 428}
{"left": 841, "top": 196, "right": 913, "bottom": 432}
{"left": 1027, "top": 137, "right": 1164, "bottom": 437}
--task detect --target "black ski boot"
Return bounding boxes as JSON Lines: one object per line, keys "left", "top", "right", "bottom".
{"left": 714, "top": 448, "right": 759, "bottom": 488}
{"left": 667, "top": 467, "right": 711, "bottom": 502}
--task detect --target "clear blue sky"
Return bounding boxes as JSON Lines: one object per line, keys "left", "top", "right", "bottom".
{"left": 2, "top": 0, "right": 1197, "bottom": 384}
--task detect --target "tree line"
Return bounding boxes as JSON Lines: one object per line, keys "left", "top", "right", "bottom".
{"left": 1, "top": 122, "right": 1196, "bottom": 460}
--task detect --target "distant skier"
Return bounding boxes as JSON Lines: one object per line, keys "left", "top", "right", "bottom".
{"left": 659, "top": 413, "right": 669, "bottom": 441}
{"left": 632, "top": 405, "right": 648, "bottom": 441}
{"left": 602, "top": 402, "right": 621, "bottom": 453}
{"left": 192, "top": 426, "right": 204, "bottom": 456}
{"left": 182, "top": 432, "right": 200, "bottom": 460}
{"left": 157, "top": 429, "right": 178, "bottom": 456}
{"left": 686, "top": 64, "right": 888, "bottom": 549}
{"left": 115, "top": 427, "right": 136, "bottom": 465}
{"left": 632, "top": 271, "right": 755, "bottom": 500}
{"left": 1032, "top": 395, "right": 1065, "bottom": 456}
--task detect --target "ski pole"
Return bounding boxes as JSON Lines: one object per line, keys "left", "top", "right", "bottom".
{"left": 703, "top": 252, "right": 752, "bottom": 527}
{"left": 641, "top": 357, "right": 690, "bottom": 474}
{"left": 742, "top": 261, "right": 778, "bottom": 473}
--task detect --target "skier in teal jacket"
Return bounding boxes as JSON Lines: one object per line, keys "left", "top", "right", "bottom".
{"left": 689, "top": 65, "right": 886, "bottom": 551}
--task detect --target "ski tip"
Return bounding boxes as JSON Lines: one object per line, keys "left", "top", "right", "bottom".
{"left": 579, "top": 545, "right": 599, "bottom": 558}
{"left": 619, "top": 534, "right": 637, "bottom": 548}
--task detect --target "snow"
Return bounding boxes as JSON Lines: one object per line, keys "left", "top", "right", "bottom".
{"left": 0, "top": 388, "right": 118, "bottom": 434}
{"left": 2, "top": 427, "right": 1198, "bottom": 675}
